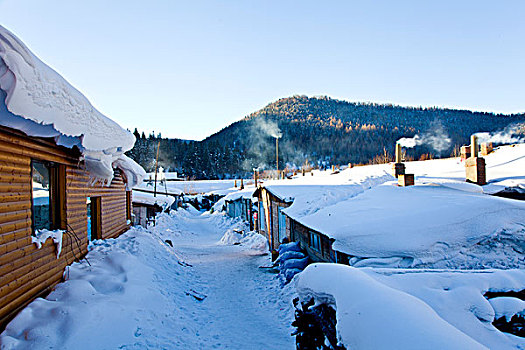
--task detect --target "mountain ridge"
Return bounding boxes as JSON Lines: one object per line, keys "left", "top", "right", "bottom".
{"left": 127, "top": 95, "right": 525, "bottom": 179}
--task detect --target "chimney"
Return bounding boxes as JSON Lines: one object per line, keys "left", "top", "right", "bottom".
{"left": 392, "top": 142, "right": 406, "bottom": 178}
{"left": 395, "top": 143, "right": 402, "bottom": 163}
{"left": 480, "top": 142, "right": 493, "bottom": 156}
{"left": 460, "top": 145, "right": 471, "bottom": 160}
{"left": 398, "top": 174, "right": 414, "bottom": 187}
{"left": 465, "top": 135, "right": 486, "bottom": 185}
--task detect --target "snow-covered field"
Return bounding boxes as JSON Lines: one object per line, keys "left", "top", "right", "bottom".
{"left": 0, "top": 210, "right": 295, "bottom": 350}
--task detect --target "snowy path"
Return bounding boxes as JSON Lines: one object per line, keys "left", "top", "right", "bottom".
{"left": 0, "top": 211, "right": 295, "bottom": 349}
{"left": 160, "top": 213, "right": 295, "bottom": 349}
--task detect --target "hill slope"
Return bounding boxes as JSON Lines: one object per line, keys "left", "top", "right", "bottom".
{"left": 128, "top": 95, "right": 525, "bottom": 179}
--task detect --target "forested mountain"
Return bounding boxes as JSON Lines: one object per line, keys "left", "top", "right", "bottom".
{"left": 127, "top": 95, "right": 525, "bottom": 179}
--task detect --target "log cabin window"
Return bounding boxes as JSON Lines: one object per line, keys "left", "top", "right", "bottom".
{"left": 31, "top": 161, "right": 61, "bottom": 232}
{"left": 309, "top": 231, "right": 321, "bottom": 252}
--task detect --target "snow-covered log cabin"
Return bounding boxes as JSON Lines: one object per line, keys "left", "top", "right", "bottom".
{"left": 0, "top": 25, "right": 145, "bottom": 327}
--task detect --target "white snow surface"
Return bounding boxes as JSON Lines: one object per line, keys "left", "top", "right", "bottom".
{"left": 131, "top": 190, "right": 175, "bottom": 210}
{"left": 0, "top": 25, "right": 141, "bottom": 184}
{"left": 158, "top": 180, "right": 252, "bottom": 195}
{"left": 305, "top": 182, "right": 525, "bottom": 268}
{"left": 489, "top": 297, "right": 525, "bottom": 322}
{"left": 1, "top": 210, "right": 294, "bottom": 349}
{"left": 296, "top": 264, "right": 525, "bottom": 350}
{"left": 113, "top": 155, "right": 146, "bottom": 190}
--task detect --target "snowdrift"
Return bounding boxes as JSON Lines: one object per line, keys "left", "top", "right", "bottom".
{"left": 296, "top": 264, "right": 525, "bottom": 349}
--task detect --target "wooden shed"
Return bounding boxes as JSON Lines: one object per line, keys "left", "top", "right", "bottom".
{"left": 253, "top": 187, "right": 292, "bottom": 253}
{"left": 0, "top": 25, "right": 145, "bottom": 328}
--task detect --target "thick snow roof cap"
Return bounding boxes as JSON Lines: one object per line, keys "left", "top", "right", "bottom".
{"left": 0, "top": 25, "right": 144, "bottom": 185}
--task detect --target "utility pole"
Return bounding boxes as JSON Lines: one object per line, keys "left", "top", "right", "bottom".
{"left": 276, "top": 137, "right": 279, "bottom": 173}
{"left": 154, "top": 140, "right": 160, "bottom": 197}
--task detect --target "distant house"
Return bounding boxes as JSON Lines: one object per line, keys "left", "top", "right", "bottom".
{"left": 0, "top": 26, "right": 145, "bottom": 327}
{"left": 131, "top": 190, "right": 176, "bottom": 227}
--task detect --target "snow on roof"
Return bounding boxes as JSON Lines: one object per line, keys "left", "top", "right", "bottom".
{"left": 132, "top": 190, "right": 175, "bottom": 209}
{"left": 296, "top": 264, "right": 525, "bottom": 349}
{"left": 259, "top": 164, "right": 394, "bottom": 218}
{"left": 212, "top": 186, "right": 256, "bottom": 212}
{"left": 405, "top": 143, "right": 525, "bottom": 193}
{"left": 256, "top": 144, "right": 525, "bottom": 269}
{"left": 0, "top": 25, "right": 142, "bottom": 184}
{"left": 301, "top": 182, "right": 525, "bottom": 268}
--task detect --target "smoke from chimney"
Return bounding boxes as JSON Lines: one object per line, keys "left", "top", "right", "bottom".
{"left": 474, "top": 122, "right": 525, "bottom": 145}
{"left": 397, "top": 120, "right": 452, "bottom": 154}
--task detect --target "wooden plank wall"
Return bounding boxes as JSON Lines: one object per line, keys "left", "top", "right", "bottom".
{"left": 290, "top": 219, "right": 335, "bottom": 263}
{"left": 0, "top": 127, "right": 129, "bottom": 327}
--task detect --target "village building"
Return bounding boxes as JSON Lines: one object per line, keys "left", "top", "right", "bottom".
{"left": 253, "top": 187, "right": 292, "bottom": 253}
{"left": 254, "top": 144, "right": 525, "bottom": 266}
{"left": 131, "top": 190, "right": 176, "bottom": 227}
{"left": 0, "top": 26, "right": 145, "bottom": 327}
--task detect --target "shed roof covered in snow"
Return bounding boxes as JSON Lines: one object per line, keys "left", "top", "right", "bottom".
{"left": 132, "top": 190, "right": 175, "bottom": 210}
{"left": 0, "top": 25, "right": 145, "bottom": 185}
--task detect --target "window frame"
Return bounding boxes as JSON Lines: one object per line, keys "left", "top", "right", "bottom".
{"left": 30, "top": 160, "right": 64, "bottom": 234}
{"left": 309, "top": 230, "right": 321, "bottom": 252}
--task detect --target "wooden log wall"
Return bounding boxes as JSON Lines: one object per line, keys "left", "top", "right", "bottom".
{"left": 0, "top": 126, "right": 130, "bottom": 328}
{"left": 290, "top": 219, "right": 336, "bottom": 263}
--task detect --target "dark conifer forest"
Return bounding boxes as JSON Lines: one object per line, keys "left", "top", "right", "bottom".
{"left": 126, "top": 95, "right": 525, "bottom": 179}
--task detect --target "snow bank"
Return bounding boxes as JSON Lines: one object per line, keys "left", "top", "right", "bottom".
{"left": 0, "top": 25, "right": 142, "bottom": 184}
{"left": 296, "top": 264, "right": 486, "bottom": 349}
{"left": 218, "top": 228, "right": 268, "bottom": 254}
{"left": 31, "top": 229, "right": 64, "bottom": 258}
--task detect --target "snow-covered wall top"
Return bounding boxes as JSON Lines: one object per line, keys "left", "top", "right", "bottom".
{"left": 0, "top": 25, "right": 142, "bottom": 184}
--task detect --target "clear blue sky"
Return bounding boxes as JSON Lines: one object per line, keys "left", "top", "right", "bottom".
{"left": 1, "top": 0, "right": 524, "bottom": 140}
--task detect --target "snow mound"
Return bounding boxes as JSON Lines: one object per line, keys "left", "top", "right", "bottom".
{"left": 219, "top": 229, "right": 244, "bottom": 245}
{"left": 0, "top": 25, "right": 141, "bottom": 184}
{"left": 219, "top": 229, "right": 268, "bottom": 254}
{"left": 296, "top": 264, "right": 488, "bottom": 349}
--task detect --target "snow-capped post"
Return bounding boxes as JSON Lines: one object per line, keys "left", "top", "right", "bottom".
{"left": 240, "top": 178, "right": 244, "bottom": 190}
{"left": 234, "top": 179, "right": 237, "bottom": 188}
{"left": 253, "top": 168, "right": 258, "bottom": 187}
{"left": 154, "top": 140, "right": 160, "bottom": 197}
{"left": 465, "top": 135, "right": 486, "bottom": 185}
{"left": 471, "top": 134, "right": 478, "bottom": 158}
